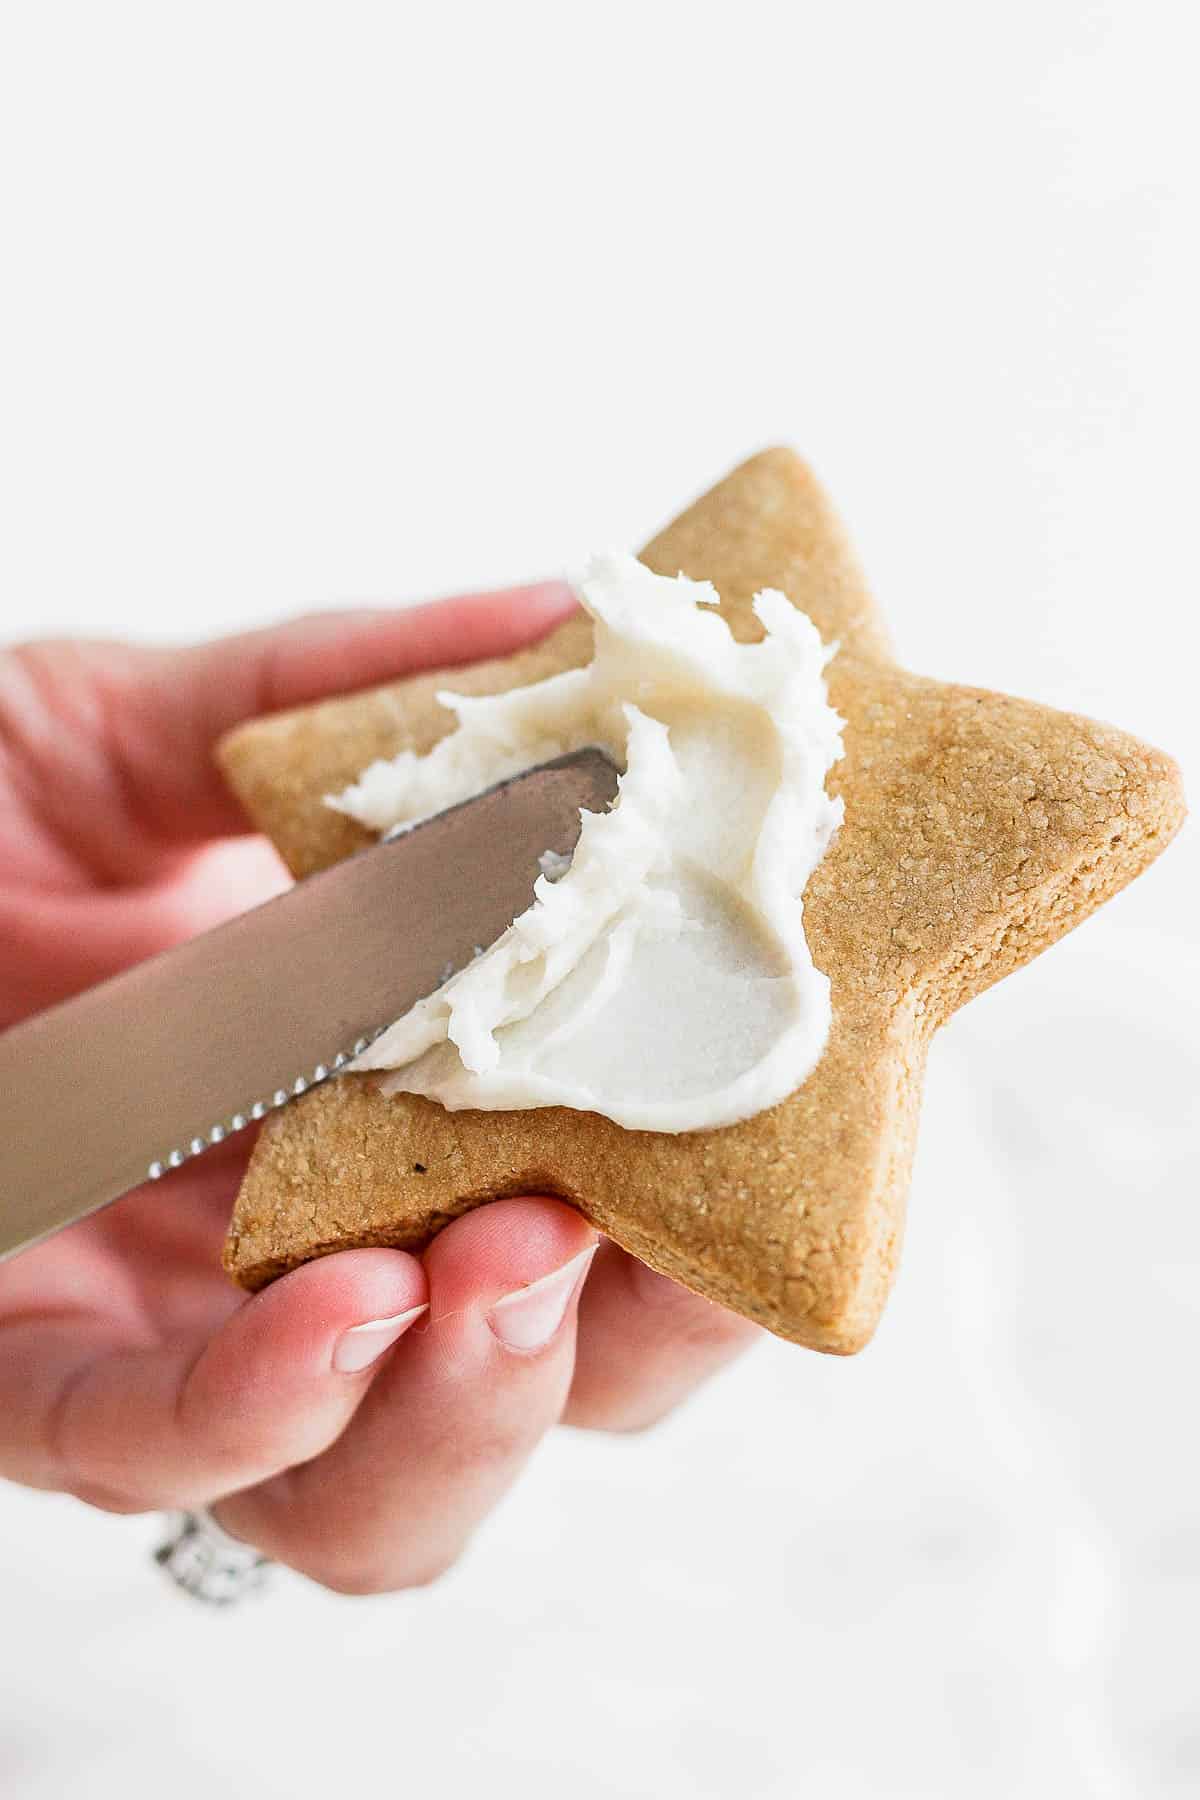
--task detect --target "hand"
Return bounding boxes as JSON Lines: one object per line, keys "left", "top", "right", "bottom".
{"left": 0, "top": 587, "right": 757, "bottom": 1595}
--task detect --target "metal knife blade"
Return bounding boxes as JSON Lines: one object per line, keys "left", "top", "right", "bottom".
{"left": 0, "top": 747, "right": 619, "bottom": 1264}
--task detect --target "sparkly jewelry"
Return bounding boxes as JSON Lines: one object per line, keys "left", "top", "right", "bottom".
{"left": 154, "top": 1508, "right": 272, "bottom": 1606}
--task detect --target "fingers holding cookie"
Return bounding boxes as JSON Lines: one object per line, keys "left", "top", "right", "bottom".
{"left": 215, "top": 1197, "right": 597, "bottom": 1595}
{"left": 563, "top": 1241, "right": 761, "bottom": 1433}
{"left": 203, "top": 1212, "right": 753, "bottom": 1592}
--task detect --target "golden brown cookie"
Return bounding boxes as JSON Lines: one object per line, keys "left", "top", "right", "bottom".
{"left": 215, "top": 450, "right": 1185, "bottom": 1353}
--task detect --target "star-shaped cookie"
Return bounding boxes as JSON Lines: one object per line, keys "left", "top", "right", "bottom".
{"left": 216, "top": 450, "right": 1185, "bottom": 1353}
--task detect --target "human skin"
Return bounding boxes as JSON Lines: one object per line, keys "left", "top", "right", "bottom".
{"left": 0, "top": 585, "right": 756, "bottom": 1595}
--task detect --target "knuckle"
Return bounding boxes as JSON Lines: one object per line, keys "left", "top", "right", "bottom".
{"left": 275, "top": 1543, "right": 364, "bottom": 1595}
{"left": 294, "top": 1545, "right": 460, "bottom": 1598}
{"left": 565, "top": 1396, "right": 673, "bottom": 1436}
{"left": 311, "top": 1565, "right": 390, "bottom": 1599}
{"left": 64, "top": 1479, "right": 154, "bottom": 1515}
{"left": 604, "top": 1408, "right": 672, "bottom": 1436}
{"left": 2, "top": 639, "right": 116, "bottom": 734}
{"left": 399, "top": 1550, "right": 459, "bottom": 1592}
{"left": 4, "top": 638, "right": 78, "bottom": 690}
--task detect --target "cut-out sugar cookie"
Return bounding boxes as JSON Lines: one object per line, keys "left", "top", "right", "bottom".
{"left": 216, "top": 450, "right": 1185, "bottom": 1353}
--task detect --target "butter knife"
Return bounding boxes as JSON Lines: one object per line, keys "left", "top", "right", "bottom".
{"left": 0, "top": 747, "right": 619, "bottom": 1263}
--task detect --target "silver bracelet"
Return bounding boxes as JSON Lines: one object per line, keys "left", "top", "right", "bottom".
{"left": 154, "top": 1508, "right": 273, "bottom": 1606}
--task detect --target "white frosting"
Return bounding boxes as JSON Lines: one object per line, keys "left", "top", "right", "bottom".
{"left": 328, "top": 554, "right": 844, "bottom": 1132}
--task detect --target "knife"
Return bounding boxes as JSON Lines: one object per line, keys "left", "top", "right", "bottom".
{"left": 0, "top": 747, "right": 619, "bottom": 1264}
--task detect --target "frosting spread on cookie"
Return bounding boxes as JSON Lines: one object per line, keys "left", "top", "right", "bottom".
{"left": 328, "top": 554, "right": 844, "bottom": 1132}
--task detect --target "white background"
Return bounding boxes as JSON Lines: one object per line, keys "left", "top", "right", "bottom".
{"left": 1, "top": 3, "right": 1197, "bottom": 1795}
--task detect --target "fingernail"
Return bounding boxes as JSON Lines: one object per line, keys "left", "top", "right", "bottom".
{"left": 487, "top": 1245, "right": 597, "bottom": 1352}
{"left": 333, "top": 1303, "right": 428, "bottom": 1374}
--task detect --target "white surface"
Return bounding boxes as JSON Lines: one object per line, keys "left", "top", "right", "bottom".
{"left": 0, "top": 2, "right": 1196, "bottom": 1795}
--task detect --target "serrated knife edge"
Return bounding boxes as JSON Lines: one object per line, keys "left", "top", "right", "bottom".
{"left": 0, "top": 748, "right": 619, "bottom": 1264}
